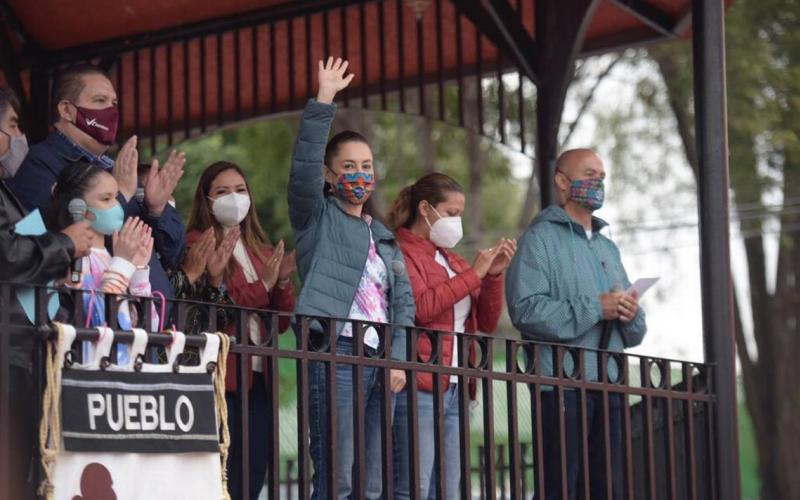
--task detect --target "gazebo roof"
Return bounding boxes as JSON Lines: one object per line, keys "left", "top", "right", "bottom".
{"left": 0, "top": 0, "right": 730, "bottom": 152}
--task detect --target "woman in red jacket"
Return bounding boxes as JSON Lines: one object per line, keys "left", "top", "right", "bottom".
{"left": 185, "top": 161, "right": 296, "bottom": 500}
{"left": 388, "top": 172, "right": 516, "bottom": 499}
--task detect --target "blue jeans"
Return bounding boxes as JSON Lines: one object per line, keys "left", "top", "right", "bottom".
{"left": 394, "top": 385, "right": 461, "bottom": 500}
{"left": 309, "top": 337, "right": 391, "bottom": 499}
{"left": 225, "top": 376, "right": 270, "bottom": 500}
{"left": 535, "top": 391, "right": 623, "bottom": 500}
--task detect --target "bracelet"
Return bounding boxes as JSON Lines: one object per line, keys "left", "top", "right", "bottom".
{"left": 277, "top": 278, "right": 291, "bottom": 289}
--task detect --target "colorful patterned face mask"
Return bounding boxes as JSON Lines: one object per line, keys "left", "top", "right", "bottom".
{"left": 560, "top": 171, "right": 605, "bottom": 211}
{"left": 332, "top": 171, "right": 375, "bottom": 205}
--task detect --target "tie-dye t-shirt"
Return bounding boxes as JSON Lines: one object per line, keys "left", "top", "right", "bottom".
{"left": 340, "top": 226, "right": 389, "bottom": 349}
{"left": 74, "top": 248, "right": 158, "bottom": 365}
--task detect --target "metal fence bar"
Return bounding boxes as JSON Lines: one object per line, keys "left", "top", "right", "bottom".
{"left": 600, "top": 353, "right": 615, "bottom": 500}
{"left": 236, "top": 309, "right": 251, "bottom": 500}
{"left": 554, "top": 348, "right": 569, "bottom": 500}
{"left": 295, "top": 318, "right": 312, "bottom": 500}
{"left": 505, "top": 340, "right": 522, "bottom": 500}
{"left": 457, "top": 335, "right": 472, "bottom": 500}
{"left": 325, "top": 320, "right": 339, "bottom": 497}
{"left": 0, "top": 283, "right": 719, "bottom": 500}
{"left": 379, "top": 323, "right": 395, "bottom": 499}
{"left": 664, "top": 362, "right": 678, "bottom": 500}
{"left": 480, "top": 339, "right": 497, "bottom": 499}
{"left": 431, "top": 332, "right": 447, "bottom": 499}
{"left": 265, "top": 313, "right": 281, "bottom": 500}
{"left": 351, "top": 322, "right": 367, "bottom": 499}
{"left": 578, "top": 351, "right": 592, "bottom": 500}
{"left": 405, "top": 329, "right": 421, "bottom": 500}
{"left": 684, "top": 364, "right": 699, "bottom": 500}
{"left": 642, "top": 360, "right": 658, "bottom": 499}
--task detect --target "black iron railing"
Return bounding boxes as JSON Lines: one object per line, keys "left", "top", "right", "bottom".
{"left": 0, "top": 283, "right": 716, "bottom": 499}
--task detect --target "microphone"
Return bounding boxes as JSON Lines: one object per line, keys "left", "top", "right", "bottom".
{"left": 135, "top": 186, "right": 145, "bottom": 204}
{"left": 68, "top": 198, "right": 87, "bottom": 284}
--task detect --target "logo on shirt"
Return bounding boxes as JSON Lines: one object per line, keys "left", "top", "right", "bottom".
{"left": 86, "top": 118, "right": 110, "bottom": 131}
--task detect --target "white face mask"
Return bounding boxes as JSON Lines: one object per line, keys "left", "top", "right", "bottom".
{"left": 426, "top": 204, "right": 463, "bottom": 248}
{"left": 0, "top": 133, "right": 28, "bottom": 178}
{"left": 209, "top": 192, "right": 251, "bottom": 227}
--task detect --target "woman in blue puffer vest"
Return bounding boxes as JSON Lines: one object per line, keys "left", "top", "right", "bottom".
{"left": 288, "top": 57, "right": 416, "bottom": 500}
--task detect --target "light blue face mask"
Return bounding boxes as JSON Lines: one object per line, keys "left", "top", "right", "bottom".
{"left": 87, "top": 202, "right": 125, "bottom": 235}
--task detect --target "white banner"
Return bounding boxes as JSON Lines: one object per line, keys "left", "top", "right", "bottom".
{"left": 45, "top": 325, "right": 227, "bottom": 500}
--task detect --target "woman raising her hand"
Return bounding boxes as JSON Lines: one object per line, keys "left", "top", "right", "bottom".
{"left": 289, "top": 58, "right": 415, "bottom": 500}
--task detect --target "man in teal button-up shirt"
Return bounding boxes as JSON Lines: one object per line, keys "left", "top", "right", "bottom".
{"left": 506, "top": 148, "right": 647, "bottom": 500}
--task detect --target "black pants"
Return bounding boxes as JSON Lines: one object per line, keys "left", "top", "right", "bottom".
{"left": 226, "top": 376, "right": 272, "bottom": 500}
{"left": 534, "top": 391, "right": 623, "bottom": 500}
{"left": 8, "top": 365, "right": 37, "bottom": 500}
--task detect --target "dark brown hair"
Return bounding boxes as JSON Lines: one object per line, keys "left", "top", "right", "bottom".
{"left": 44, "top": 161, "right": 107, "bottom": 232}
{"left": 186, "top": 161, "right": 271, "bottom": 274}
{"left": 324, "top": 130, "right": 369, "bottom": 167}
{"left": 51, "top": 64, "right": 109, "bottom": 123}
{"left": 388, "top": 172, "right": 464, "bottom": 229}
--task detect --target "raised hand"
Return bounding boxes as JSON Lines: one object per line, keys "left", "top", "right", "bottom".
{"left": 316, "top": 57, "right": 355, "bottom": 104}
{"left": 144, "top": 150, "right": 186, "bottom": 217}
{"left": 487, "top": 238, "right": 518, "bottom": 276}
{"left": 112, "top": 217, "right": 145, "bottom": 263}
{"left": 113, "top": 136, "right": 139, "bottom": 202}
{"left": 182, "top": 228, "right": 215, "bottom": 284}
{"left": 208, "top": 227, "right": 240, "bottom": 287}
{"left": 261, "top": 240, "right": 285, "bottom": 291}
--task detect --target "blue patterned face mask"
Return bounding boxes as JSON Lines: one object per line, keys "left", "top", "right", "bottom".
{"left": 87, "top": 202, "right": 125, "bottom": 235}
{"left": 333, "top": 171, "right": 375, "bottom": 205}
{"left": 560, "top": 170, "right": 605, "bottom": 211}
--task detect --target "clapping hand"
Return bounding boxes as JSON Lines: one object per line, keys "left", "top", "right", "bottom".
{"left": 317, "top": 57, "right": 355, "bottom": 104}
{"left": 144, "top": 150, "right": 185, "bottom": 217}
{"left": 487, "top": 238, "right": 517, "bottom": 276}
{"left": 113, "top": 217, "right": 149, "bottom": 264}
{"left": 278, "top": 249, "right": 297, "bottom": 283}
{"left": 182, "top": 228, "right": 215, "bottom": 284}
{"left": 113, "top": 136, "right": 139, "bottom": 202}
{"left": 207, "top": 227, "right": 240, "bottom": 287}
{"left": 261, "top": 240, "right": 285, "bottom": 291}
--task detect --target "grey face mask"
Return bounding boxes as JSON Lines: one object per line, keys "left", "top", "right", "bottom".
{"left": 0, "top": 131, "right": 28, "bottom": 178}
